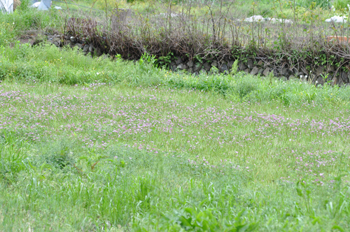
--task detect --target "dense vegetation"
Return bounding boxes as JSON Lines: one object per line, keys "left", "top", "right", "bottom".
{"left": 1, "top": 0, "right": 350, "bottom": 231}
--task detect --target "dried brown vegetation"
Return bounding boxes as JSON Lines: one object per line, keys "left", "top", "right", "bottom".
{"left": 61, "top": 1, "right": 350, "bottom": 83}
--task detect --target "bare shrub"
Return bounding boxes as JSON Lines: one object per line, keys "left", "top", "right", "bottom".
{"left": 63, "top": 0, "right": 350, "bottom": 75}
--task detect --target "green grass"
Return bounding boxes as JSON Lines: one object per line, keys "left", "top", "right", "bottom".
{"left": 1, "top": 43, "right": 350, "bottom": 105}
{"left": 0, "top": 7, "right": 62, "bottom": 35}
{"left": 1, "top": 43, "right": 350, "bottom": 230}
{"left": 1, "top": 3, "right": 350, "bottom": 230}
{"left": 0, "top": 82, "right": 349, "bottom": 231}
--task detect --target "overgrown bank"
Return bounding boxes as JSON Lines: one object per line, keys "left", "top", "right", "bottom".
{"left": 1, "top": 43, "right": 350, "bottom": 106}
{"left": 56, "top": 5, "right": 350, "bottom": 87}
{"left": 2, "top": 5, "right": 350, "bottom": 87}
{"left": 55, "top": 29, "right": 350, "bottom": 87}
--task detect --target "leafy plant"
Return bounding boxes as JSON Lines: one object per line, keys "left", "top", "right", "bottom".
{"left": 177, "top": 207, "right": 220, "bottom": 231}
{"left": 230, "top": 59, "right": 239, "bottom": 76}
{"left": 45, "top": 146, "right": 74, "bottom": 169}
{"left": 158, "top": 52, "right": 174, "bottom": 68}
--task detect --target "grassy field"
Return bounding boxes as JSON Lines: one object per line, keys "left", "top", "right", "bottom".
{"left": 1, "top": 43, "right": 350, "bottom": 231}
{"left": 1, "top": 1, "right": 350, "bottom": 231}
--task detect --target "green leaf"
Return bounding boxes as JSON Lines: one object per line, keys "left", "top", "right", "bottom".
{"left": 332, "top": 225, "right": 345, "bottom": 232}
{"left": 296, "top": 188, "right": 303, "bottom": 197}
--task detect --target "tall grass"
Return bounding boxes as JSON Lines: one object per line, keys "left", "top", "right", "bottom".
{"left": 1, "top": 43, "right": 350, "bottom": 106}
{"left": 0, "top": 8, "right": 62, "bottom": 36}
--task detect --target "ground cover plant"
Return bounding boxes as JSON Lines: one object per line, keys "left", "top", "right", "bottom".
{"left": 1, "top": 43, "right": 350, "bottom": 230}
{"left": 1, "top": 0, "right": 350, "bottom": 231}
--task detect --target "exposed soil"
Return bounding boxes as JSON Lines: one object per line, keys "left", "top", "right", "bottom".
{"left": 17, "top": 30, "right": 41, "bottom": 46}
